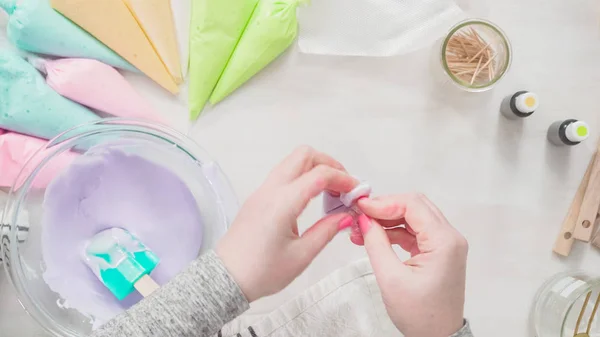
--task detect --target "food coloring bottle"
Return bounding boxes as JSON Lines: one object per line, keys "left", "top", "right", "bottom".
{"left": 547, "top": 119, "right": 590, "bottom": 146}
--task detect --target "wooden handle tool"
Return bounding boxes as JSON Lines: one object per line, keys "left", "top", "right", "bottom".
{"left": 591, "top": 216, "right": 600, "bottom": 250}
{"left": 574, "top": 139, "right": 600, "bottom": 242}
{"left": 554, "top": 153, "right": 595, "bottom": 256}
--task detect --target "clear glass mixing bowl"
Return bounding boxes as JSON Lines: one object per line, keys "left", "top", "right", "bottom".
{"left": 1, "top": 119, "right": 238, "bottom": 336}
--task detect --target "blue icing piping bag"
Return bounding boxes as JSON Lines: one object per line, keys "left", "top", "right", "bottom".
{"left": 83, "top": 228, "right": 160, "bottom": 300}
{"left": 0, "top": 0, "right": 136, "bottom": 72}
{"left": 0, "top": 51, "right": 100, "bottom": 140}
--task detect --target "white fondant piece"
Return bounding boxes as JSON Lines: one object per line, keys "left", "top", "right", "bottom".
{"left": 340, "top": 183, "right": 372, "bottom": 207}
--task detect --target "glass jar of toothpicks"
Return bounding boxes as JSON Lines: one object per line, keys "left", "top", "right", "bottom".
{"left": 440, "top": 19, "right": 512, "bottom": 92}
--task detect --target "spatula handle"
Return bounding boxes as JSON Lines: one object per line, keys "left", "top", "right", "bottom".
{"left": 134, "top": 274, "right": 160, "bottom": 298}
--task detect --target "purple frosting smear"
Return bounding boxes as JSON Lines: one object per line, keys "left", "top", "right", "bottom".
{"left": 42, "top": 147, "right": 203, "bottom": 327}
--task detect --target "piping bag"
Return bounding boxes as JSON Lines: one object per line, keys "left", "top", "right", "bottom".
{"left": 171, "top": 0, "right": 191, "bottom": 77}
{"left": 0, "top": 130, "right": 77, "bottom": 189}
{"left": 210, "top": 0, "right": 304, "bottom": 104}
{"left": 123, "top": 0, "right": 182, "bottom": 84}
{"left": 50, "top": 0, "right": 179, "bottom": 94}
{"left": 188, "top": 0, "right": 258, "bottom": 119}
{"left": 0, "top": 0, "right": 135, "bottom": 72}
{"left": 27, "top": 56, "right": 168, "bottom": 125}
{"left": 0, "top": 51, "right": 100, "bottom": 140}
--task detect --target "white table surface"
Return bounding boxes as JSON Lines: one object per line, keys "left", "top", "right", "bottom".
{"left": 2, "top": 0, "right": 600, "bottom": 336}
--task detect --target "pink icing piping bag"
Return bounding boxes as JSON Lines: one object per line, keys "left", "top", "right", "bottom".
{"left": 27, "top": 56, "right": 168, "bottom": 125}
{"left": 0, "top": 130, "right": 77, "bottom": 189}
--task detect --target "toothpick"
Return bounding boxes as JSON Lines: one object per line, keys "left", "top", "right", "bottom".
{"left": 486, "top": 49, "right": 492, "bottom": 81}
{"left": 450, "top": 40, "right": 479, "bottom": 53}
{"left": 469, "top": 28, "right": 484, "bottom": 46}
{"left": 478, "top": 53, "right": 497, "bottom": 73}
{"left": 471, "top": 56, "right": 483, "bottom": 85}
{"left": 489, "top": 53, "right": 496, "bottom": 79}
{"left": 467, "top": 42, "right": 492, "bottom": 63}
{"left": 454, "top": 70, "right": 475, "bottom": 76}
{"left": 448, "top": 62, "right": 480, "bottom": 66}
{"left": 458, "top": 38, "right": 472, "bottom": 58}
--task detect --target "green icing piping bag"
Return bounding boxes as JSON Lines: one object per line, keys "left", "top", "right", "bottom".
{"left": 210, "top": 0, "right": 306, "bottom": 105}
{"left": 188, "top": 0, "right": 258, "bottom": 120}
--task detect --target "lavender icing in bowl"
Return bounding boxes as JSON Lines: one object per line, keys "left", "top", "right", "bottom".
{"left": 1, "top": 119, "right": 238, "bottom": 336}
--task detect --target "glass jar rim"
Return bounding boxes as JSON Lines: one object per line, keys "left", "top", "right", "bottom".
{"left": 440, "top": 18, "right": 512, "bottom": 92}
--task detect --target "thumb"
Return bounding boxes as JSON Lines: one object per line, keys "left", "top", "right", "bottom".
{"left": 297, "top": 213, "right": 351, "bottom": 262}
{"left": 358, "top": 214, "right": 406, "bottom": 278}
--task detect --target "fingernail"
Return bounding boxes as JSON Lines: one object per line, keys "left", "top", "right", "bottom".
{"left": 338, "top": 215, "right": 354, "bottom": 231}
{"left": 358, "top": 214, "right": 372, "bottom": 234}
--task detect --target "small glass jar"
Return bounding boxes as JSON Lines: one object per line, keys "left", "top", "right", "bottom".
{"left": 437, "top": 19, "right": 512, "bottom": 92}
{"left": 532, "top": 272, "right": 600, "bottom": 337}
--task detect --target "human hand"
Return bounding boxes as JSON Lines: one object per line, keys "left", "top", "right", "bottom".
{"left": 216, "top": 147, "right": 358, "bottom": 302}
{"left": 353, "top": 194, "right": 468, "bottom": 337}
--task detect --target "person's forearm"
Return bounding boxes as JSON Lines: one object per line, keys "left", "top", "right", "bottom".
{"left": 451, "top": 320, "right": 473, "bottom": 337}
{"left": 91, "top": 251, "right": 249, "bottom": 337}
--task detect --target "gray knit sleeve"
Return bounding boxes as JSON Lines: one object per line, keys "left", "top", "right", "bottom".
{"left": 91, "top": 250, "right": 249, "bottom": 337}
{"left": 451, "top": 320, "right": 473, "bottom": 337}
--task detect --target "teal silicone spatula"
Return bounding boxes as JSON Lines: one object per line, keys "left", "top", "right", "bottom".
{"left": 83, "top": 228, "right": 160, "bottom": 300}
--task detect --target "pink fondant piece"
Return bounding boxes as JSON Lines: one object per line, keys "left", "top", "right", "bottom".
{"left": 42, "top": 58, "right": 167, "bottom": 124}
{"left": 323, "top": 192, "right": 348, "bottom": 214}
{"left": 0, "top": 131, "right": 77, "bottom": 189}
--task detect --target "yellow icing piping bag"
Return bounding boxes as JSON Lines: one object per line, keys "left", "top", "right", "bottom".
{"left": 123, "top": 0, "right": 183, "bottom": 84}
{"left": 51, "top": 0, "right": 179, "bottom": 94}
